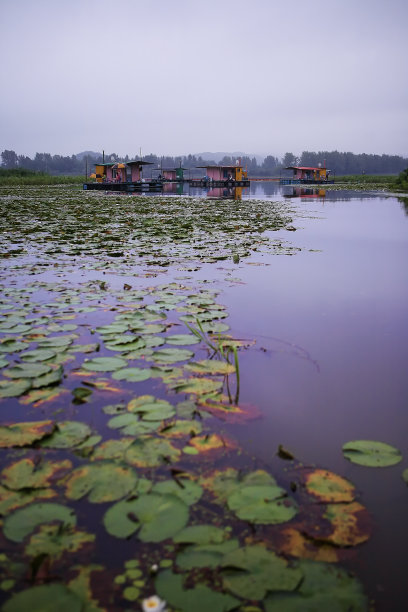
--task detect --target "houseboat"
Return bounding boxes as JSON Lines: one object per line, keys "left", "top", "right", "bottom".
{"left": 190, "top": 164, "right": 250, "bottom": 187}
{"left": 160, "top": 167, "right": 186, "bottom": 182}
{"left": 280, "top": 165, "right": 334, "bottom": 185}
{"left": 83, "top": 160, "right": 162, "bottom": 192}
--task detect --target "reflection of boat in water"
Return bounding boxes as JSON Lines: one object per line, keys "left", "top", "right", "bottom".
{"left": 206, "top": 186, "right": 245, "bottom": 200}
{"left": 283, "top": 187, "right": 326, "bottom": 199}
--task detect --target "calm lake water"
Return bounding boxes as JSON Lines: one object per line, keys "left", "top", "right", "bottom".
{"left": 0, "top": 182, "right": 407, "bottom": 610}
{"left": 159, "top": 181, "right": 408, "bottom": 609}
{"left": 221, "top": 183, "right": 408, "bottom": 610}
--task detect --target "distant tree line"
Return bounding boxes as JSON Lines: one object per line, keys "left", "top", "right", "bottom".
{"left": 1, "top": 148, "right": 407, "bottom": 177}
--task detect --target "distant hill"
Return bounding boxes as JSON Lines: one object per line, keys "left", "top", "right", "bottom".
{"left": 195, "top": 151, "right": 264, "bottom": 163}
{"left": 75, "top": 151, "right": 102, "bottom": 160}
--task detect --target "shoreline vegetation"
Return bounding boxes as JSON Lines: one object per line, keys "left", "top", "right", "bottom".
{"left": 0, "top": 168, "right": 407, "bottom": 192}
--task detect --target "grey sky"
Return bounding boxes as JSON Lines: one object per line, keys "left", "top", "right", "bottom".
{"left": 1, "top": 0, "right": 407, "bottom": 159}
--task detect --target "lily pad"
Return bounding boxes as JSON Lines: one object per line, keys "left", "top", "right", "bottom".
{"left": 155, "top": 570, "right": 239, "bottom": 612}
{"left": 0, "top": 378, "right": 31, "bottom": 398}
{"left": 176, "top": 540, "right": 240, "bottom": 570}
{"left": 1, "top": 458, "right": 72, "bottom": 490}
{"left": 342, "top": 440, "right": 402, "bottom": 467}
{"left": 3, "top": 502, "right": 76, "bottom": 542}
{"left": 0, "top": 420, "right": 55, "bottom": 448}
{"left": 2, "top": 583, "right": 83, "bottom": 612}
{"left": 152, "top": 348, "right": 194, "bottom": 364}
{"left": 125, "top": 436, "right": 181, "bottom": 467}
{"left": 4, "top": 362, "right": 53, "bottom": 379}
{"left": 173, "top": 525, "right": 227, "bottom": 545}
{"left": 201, "top": 468, "right": 278, "bottom": 504}
{"left": 185, "top": 360, "right": 235, "bottom": 375}
{"left": 25, "top": 524, "right": 95, "bottom": 559}
{"left": 39, "top": 421, "right": 92, "bottom": 449}
{"left": 82, "top": 356, "right": 128, "bottom": 372}
{"left": 265, "top": 560, "right": 368, "bottom": 611}
{"left": 321, "top": 502, "right": 372, "bottom": 546}
{"left": 127, "top": 395, "right": 176, "bottom": 420}
{"left": 20, "top": 348, "right": 56, "bottom": 362}
{"left": 31, "top": 365, "right": 63, "bottom": 389}
{"left": 107, "top": 413, "right": 160, "bottom": 436}
{"left": 152, "top": 478, "right": 203, "bottom": 505}
{"left": 304, "top": 469, "right": 355, "bottom": 503}
{"left": 166, "top": 334, "right": 201, "bottom": 346}
{"left": 227, "top": 484, "right": 298, "bottom": 524}
{"left": 170, "top": 377, "right": 223, "bottom": 396}
{"left": 0, "top": 485, "right": 56, "bottom": 517}
{"left": 221, "top": 545, "right": 302, "bottom": 600}
{"left": 160, "top": 419, "right": 203, "bottom": 438}
{"left": 64, "top": 463, "right": 138, "bottom": 503}
{"left": 188, "top": 434, "right": 232, "bottom": 453}
{"left": 91, "top": 437, "right": 134, "bottom": 461}
{"left": 112, "top": 367, "right": 152, "bottom": 382}
{"left": 104, "top": 492, "right": 189, "bottom": 541}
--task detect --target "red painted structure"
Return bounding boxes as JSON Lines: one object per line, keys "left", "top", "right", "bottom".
{"left": 127, "top": 161, "right": 153, "bottom": 181}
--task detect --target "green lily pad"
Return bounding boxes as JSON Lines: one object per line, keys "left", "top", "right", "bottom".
{"left": 0, "top": 378, "right": 31, "bottom": 398}
{"left": 176, "top": 539, "right": 239, "bottom": 570}
{"left": 166, "top": 334, "right": 201, "bottom": 346}
{"left": 20, "top": 348, "right": 56, "bottom": 362}
{"left": 82, "top": 356, "right": 128, "bottom": 372}
{"left": 1, "top": 458, "right": 72, "bottom": 490}
{"left": 39, "top": 421, "right": 92, "bottom": 449}
{"left": 403, "top": 468, "right": 408, "bottom": 484}
{"left": 160, "top": 419, "right": 202, "bottom": 438}
{"left": 125, "top": 436, "right": 181, "bottom": 467}
{"left": 0, "top": 485, "right": 56, "bottom": 516}
{"left": 25, "top": 524, "right": 95, "bottom": 559}
{"left": 201, "top": 468, "right": 277, "bottom": 504}
{"left": 4, "top": 363, "right": 51, "bottom": 378}
{"left": 152, "top": 478, "right": 203, "bottom": 505}
{"left": 108, "top": 413, "right": 160, "bottom": 436}
{"left": 3, "top": 502, "right": 76, "bottom": 542}
{"left": 104, "top": 492, "right": 189, "bottom": 541}
{"left": 152, "top": 348, "right": 194, "bottom": 364}
{"left": 155, "top": 570, "right": 239, "bottom": 612}
{"left": 342, "top": 440, "right": 403, "bottom": 467}
{"left": 0, "top": 420, "right": 55, "bottom": 448}
{"left": 0, "top": 340, "right": 27, "bottom": 353}
{"left": 170, "top": 377, "right": 223, "bottom": 395}
{"left": 37, "top": 335, "right": 74, "bottom": 348}
{"left": 221, "top": 545, "right": 303, "bottom": 600}
{"left": 265, "top": 560, "right": 368, "bottom": 611}
{"left": 185, "top": 359, "right": 235, "bottom": 375}
{"left": 112, "top": 367, "right": 152, "bottom": 382}
{"left": 2, "top": 583, "right": 83, "bottom": 612}
{"left": 91, "top": 437, "right": 134, "bottom": 461}
{"left": 174, "top": 525, "right": 227, "bottom": 545}
{"left": 227, "top": 484, "right": 298, "bottom": 524}
{"left": 31, "top": 365, "right": 63, "bottom": 389}
{"left": 64, "top": 463, "right": 137, "bottom": 503}
{"left": 127, "top": 396, "right": 176, "bottom": 420}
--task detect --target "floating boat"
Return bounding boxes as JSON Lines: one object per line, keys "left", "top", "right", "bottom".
{"left": 189, "top": 163, "right": 250, "bottom": 187}
{"left": 83, "top": 161, "right": 163, "bottom": 192}
{"left": 280, "top": 164, "right": 334, "bottom": 185}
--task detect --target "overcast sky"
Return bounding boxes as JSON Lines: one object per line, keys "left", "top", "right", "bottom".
{"left": 1, "top": 0, "right": 407, "bottom": 159}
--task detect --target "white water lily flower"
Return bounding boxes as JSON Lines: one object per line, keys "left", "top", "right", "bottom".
{"left": 142, "top": 595, "right": 167, "bottom": 612}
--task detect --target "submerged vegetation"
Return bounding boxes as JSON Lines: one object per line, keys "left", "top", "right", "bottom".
{"left": 0, "top": 186, "right": 404, "bottom": 610}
